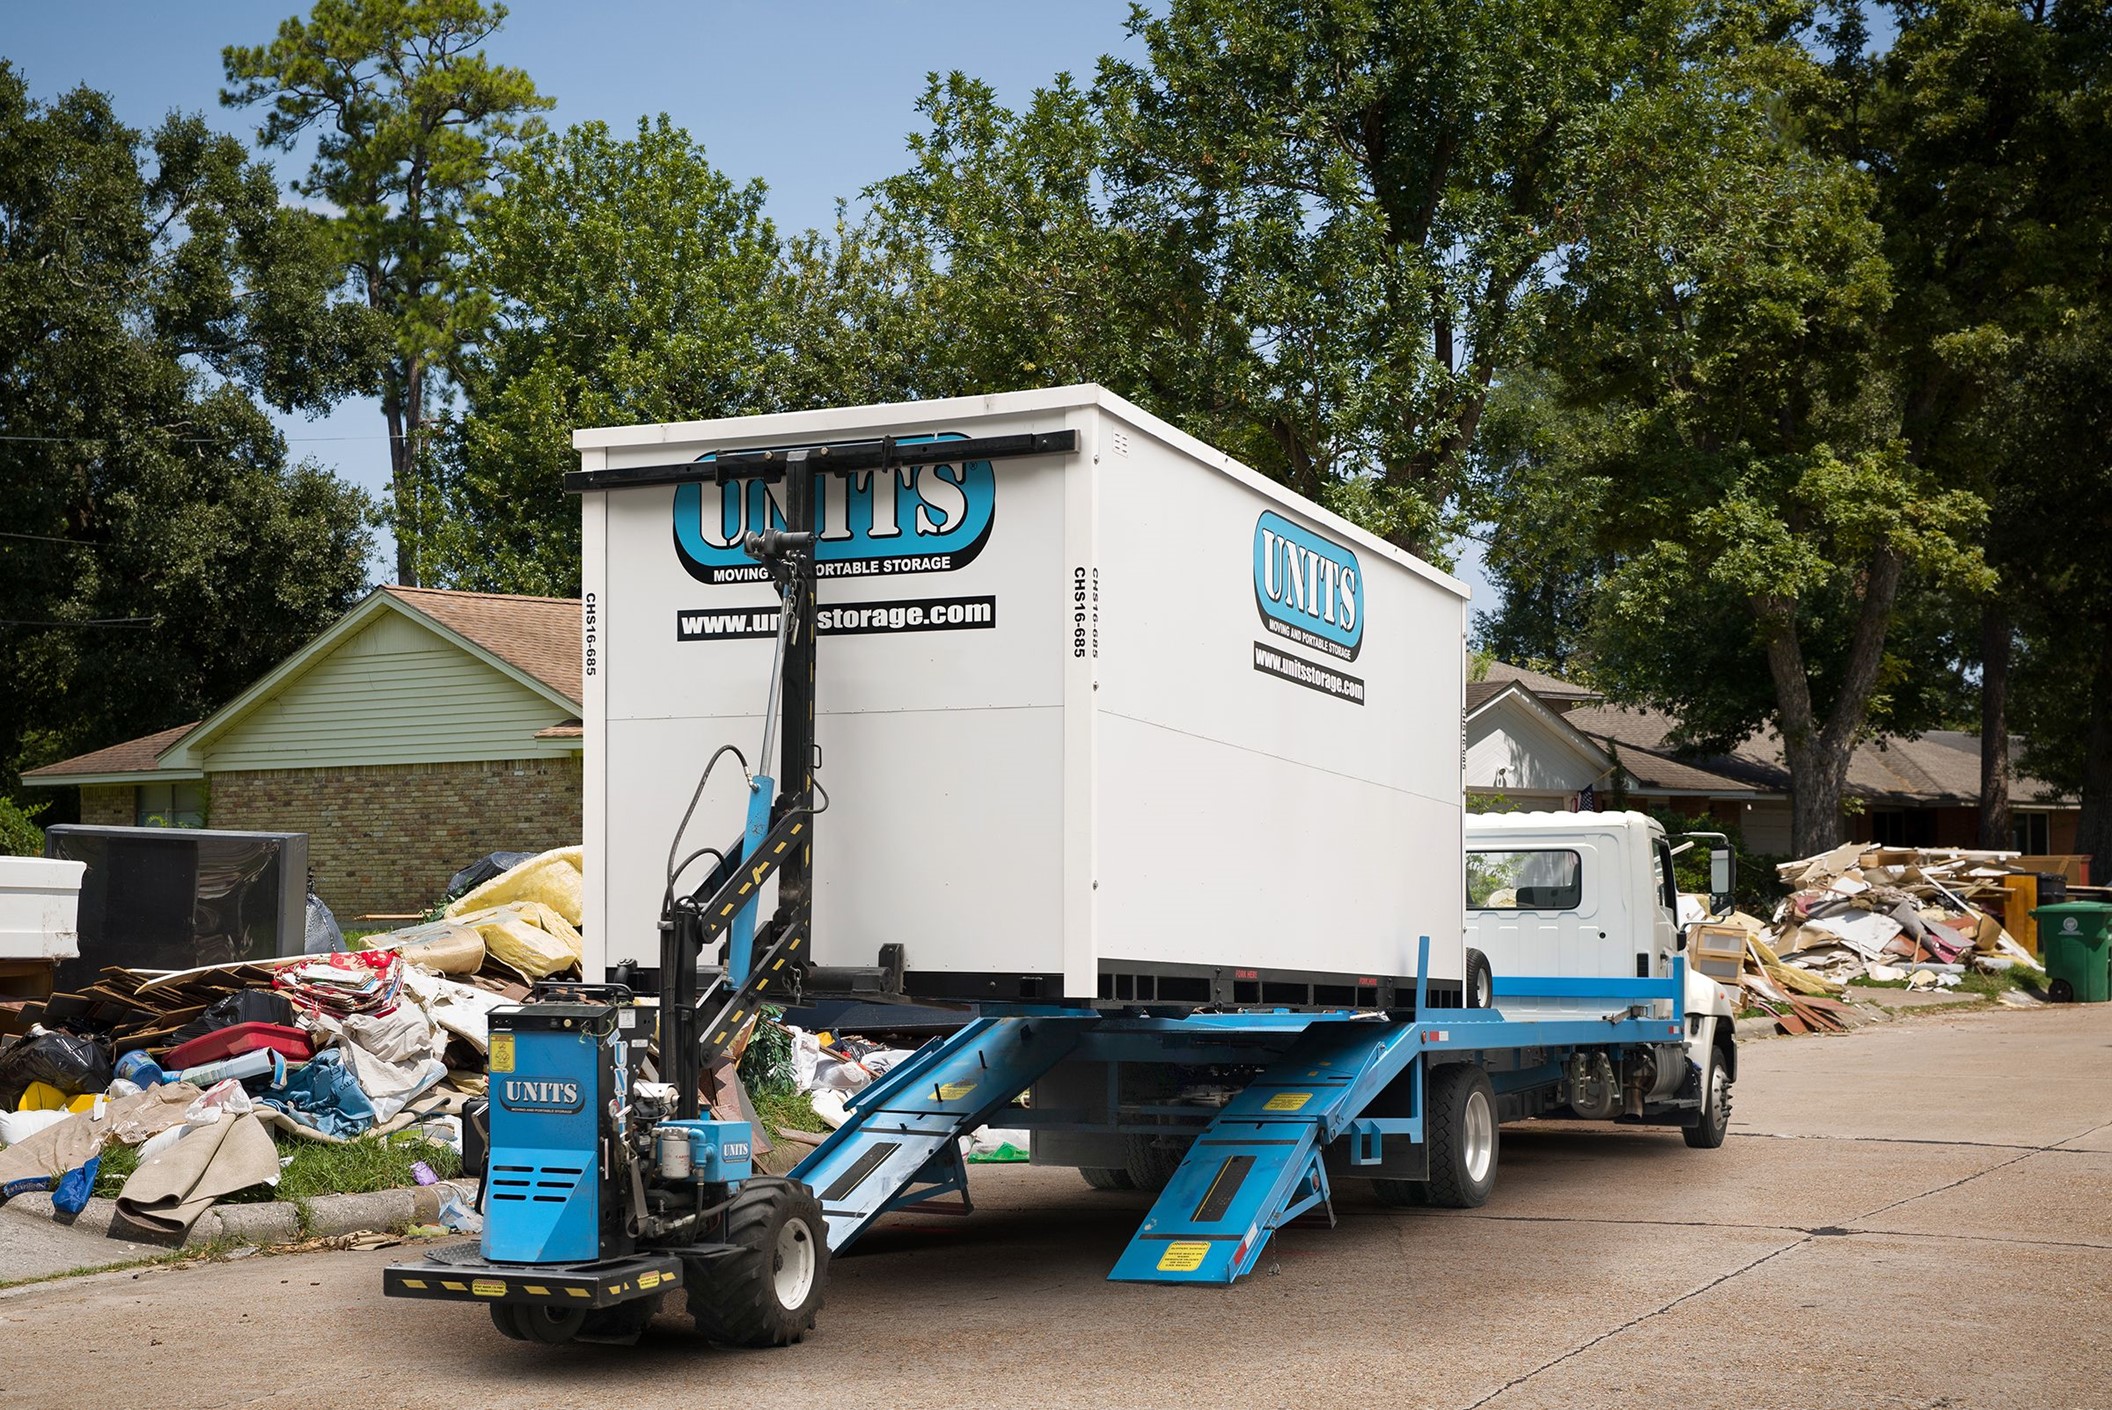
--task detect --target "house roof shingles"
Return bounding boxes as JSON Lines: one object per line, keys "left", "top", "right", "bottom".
{"left": 1564, "top": 703, "right": 2069, "bottom": 805}
{"left": 382, "top": 587, "right": 581, "bottom": 706}
{"left": 22, "top": 723, "right": 199, "bottom": 780}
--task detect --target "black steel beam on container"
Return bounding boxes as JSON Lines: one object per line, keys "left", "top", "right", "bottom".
{"left": 563, "top": 429, "right": 1079, "bottom": 492}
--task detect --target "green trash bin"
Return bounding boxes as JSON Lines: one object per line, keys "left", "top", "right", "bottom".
{"left": 2032, "top": 902, "right": 2112, "bottom": 1003}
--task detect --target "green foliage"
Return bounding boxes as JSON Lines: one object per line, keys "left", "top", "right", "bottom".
{"left": 751, "top": 1086, "right": 825, "bottom": 1137}
{"left": 0, "top": 66, "right": 378, "bottom": 789}
{"left": 738, "top": 1009, "right": 795, "bottom": 1095}
{"left": 0, "top": 796, "right": 45, "bottom": 857}
{"left": 94, "top": 1131, "right": 462, "bottom": 1202}
{"left": 430, "top": 117, "right": 790, "bottom": 593}
{"left": 1643, "top": 805, "right": 1786, "bottom": 914}
{"left": 224, "top": 0, "right": 550, "bottom": 586}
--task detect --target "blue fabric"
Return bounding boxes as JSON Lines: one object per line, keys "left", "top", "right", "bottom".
{"left": 2, "top": 1152, "right": 98, "bottom": 1211}
{"left": 261, "top": 1049, "right": 375, "bottom": 1139}
{"left": 53, "top": 1154, "right": 97, "bottom": 1215}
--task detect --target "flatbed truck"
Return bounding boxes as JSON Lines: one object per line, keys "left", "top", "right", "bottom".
{"left": 383, "top": 390, "right": 1738, "bottom": 1345}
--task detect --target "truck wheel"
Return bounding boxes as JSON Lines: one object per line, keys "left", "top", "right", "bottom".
{"left": 1465, "top": 949, "right": 1493, "bottom": 1009}
{"left": 1124, "top": 1134, "right": 1189, "bottom": 1192}
{"left": 1370, "top": 1178, "right": 1429, "bottom": 1207}
{"left": 489, "top": 1303, "right": 530, "bottom": 1341}
{"left": 1425, "top": 1064, "right": 1498, "bottom": 1208}
{"left": 1080, "top": 1166, "right": 1135, "bottom": 1191}
{"left": 1683, "top": 1050, "right": 1733, "bottom": 1150}
{"left": 688, "top": 1177, "right": 828, "bottom": 1347}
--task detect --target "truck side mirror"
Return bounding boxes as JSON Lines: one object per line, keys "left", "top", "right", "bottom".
{"left": 1709, "top": 845, "right": 1735, "bottom": 915}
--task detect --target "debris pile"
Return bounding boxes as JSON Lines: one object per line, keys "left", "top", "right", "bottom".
{"left": 1702, "top": 844, "right": 2052, "bottom": 1035}
{"left": 0, "top": 848, "right": 588, "bottom": 1236}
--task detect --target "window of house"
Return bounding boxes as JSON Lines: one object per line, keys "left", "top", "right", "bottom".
{"left": 1467, "top": 850, "right": 1583, "bottom": 910}
{"left": 1871, "top": 809, "right": 1936, "bottom": 847}
{"left": 2012, "top": 812, "right": 2050, "bottom": 854}
{"left": 135, "top": 781, "right": 205, "bottom": 827}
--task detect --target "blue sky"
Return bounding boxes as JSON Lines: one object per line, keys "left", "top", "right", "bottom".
{"left": 7, "top": 2, "right": 1494, "bottom": 604}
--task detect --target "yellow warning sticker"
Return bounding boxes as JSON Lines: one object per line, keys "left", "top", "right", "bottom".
{"left": 1157, "top": 1242, "right": 1210, "bottom": 1273}
{"left": 1262, "top": 1091, "right": 1312, "bottom": 1112}
{"left": 471, "top": 1279, "right": 506, "bottom": 1298}
{"left": 639, "top": 1271, "right": 662, "bottom": 1290}
{"left": 488, "top": 1033, "right": 515, "bottom": 1074}
{"left": 937, "top": 1081, "right": 977, "bottom": 1100}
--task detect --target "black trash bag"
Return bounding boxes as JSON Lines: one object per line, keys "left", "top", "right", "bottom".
{"left": 0, "top": 1030, "right": 113, "bottom": 1106}
{"left": 445, "top": 850, "right": 536, "bottom": 901}
{"left": 305, "top": 891, "right": 345, "bottom": 955}
{"left": 160, "top": 990, "right": 296, "bottom": 1052}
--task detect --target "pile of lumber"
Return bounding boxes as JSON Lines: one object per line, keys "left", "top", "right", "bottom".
{"left": 1708, "top": 844, "right": 2050, "bottom": 1036}
{"left": 25, "top": 959, "right": 302, "bottom": 1058}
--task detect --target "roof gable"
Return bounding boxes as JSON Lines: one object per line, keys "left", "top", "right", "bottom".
{"left": 161, "top": 589, "right": 580, "bottom": 769}
{"left": 1465, "top": 682, "right": 1617, "bottom": 793}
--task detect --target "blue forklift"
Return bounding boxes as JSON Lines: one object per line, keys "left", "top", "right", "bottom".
{"left": 383, "top": 434, "right": 1705, "bottom": 1344}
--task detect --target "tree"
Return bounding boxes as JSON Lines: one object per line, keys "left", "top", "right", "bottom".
{"left": 1847, "top": 0, "right": 2112, "bottom": 847}
{"left": 433, "top": 117, "right": 952, "bottom": 594}
{"left": 1510, "top": 42, "right": 1992, "bottom": 856}
{"left": 1093, "top": 0, "right": 1823, "bottom": 556}
{"left": 0, "top": 66, "right": 378, "bottom": 787}
{"left": 433, "top": 118, "right": 790, "bottom": 594}
{"left": 224, "top": 0, "right": 549, "bottom": 586}
{"left": 2004, "top": 332, "right": 2112, "bottom": 867}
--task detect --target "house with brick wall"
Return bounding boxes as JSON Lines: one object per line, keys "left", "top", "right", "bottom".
{"left": 23, "top": 587, "right": 584, "bottom": 920}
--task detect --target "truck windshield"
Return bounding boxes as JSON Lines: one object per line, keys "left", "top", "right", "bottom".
{"left": 1467, "top": 850, "right": 1582, "bottom": 910}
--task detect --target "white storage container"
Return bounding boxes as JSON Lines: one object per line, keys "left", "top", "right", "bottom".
{"left": 0, "top": 856, "right": 86, "bottom": 962}
{"left": 574, "top": 386, "right": 1467, "bottom": 1004}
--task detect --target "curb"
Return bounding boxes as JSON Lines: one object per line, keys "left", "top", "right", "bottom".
{"left": 14, "top": 1183, "right": 458, "bottom": 1250}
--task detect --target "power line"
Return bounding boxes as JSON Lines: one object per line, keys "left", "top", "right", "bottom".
{"left": 0, "top": 618, "right": 155, "bottom": 629}
{"left": 0, "top": 431, "right": 404, "bottom": 444}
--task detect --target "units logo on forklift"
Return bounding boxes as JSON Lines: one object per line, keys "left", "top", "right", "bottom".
{"left": 499, "top": 1079, "right": 586, "bottom": 1114}
{"left": 1253, "top": 511, "right": 1363, "bottom": 661}
{"left": 672, "top": 432, "right": 996, "bottom": 585}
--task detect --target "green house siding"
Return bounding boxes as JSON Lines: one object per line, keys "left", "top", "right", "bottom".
{"left": 197, "top": 612, "right": 576, "bottom": 771}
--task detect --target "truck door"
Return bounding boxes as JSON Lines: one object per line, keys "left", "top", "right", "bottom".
{"left": 1650, "top": 836, "right": 1680, "bottom": 976}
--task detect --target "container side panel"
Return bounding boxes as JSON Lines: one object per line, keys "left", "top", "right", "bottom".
{"left": 591, "top": 412, "right": 1075, "bottom": 982}
{"left": 1093, "top": 424, "right": 1466, "bottom": 984}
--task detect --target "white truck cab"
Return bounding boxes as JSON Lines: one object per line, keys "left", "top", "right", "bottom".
{"left": 1464, "top": 811, "right": 1738, "bottom": 1145}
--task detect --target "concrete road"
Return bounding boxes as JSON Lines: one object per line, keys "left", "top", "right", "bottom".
{"left": 2, "top": 1003, "right": 2107, "bottom": 1410}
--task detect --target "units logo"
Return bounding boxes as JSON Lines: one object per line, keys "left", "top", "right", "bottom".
{"left": 499, "top": 1079, "right": 585, "bottom": 1114}
{"left": 673, "top": 432, "right": 995, "bottom": 585}
{"left": 1253, "top": 511, "right": 1362, "bottom": 661}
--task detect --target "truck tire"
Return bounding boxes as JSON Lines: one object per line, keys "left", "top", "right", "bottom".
{"left": 687, "top": 1177, "right": 827, "bottom": 1347}
{"left": 1124, "top": 1133, "right": 1189, "bottom": 1192}
{"left": 1465, "top": 949, "right": 1493, "bottom": 1009}
{"left": 1080, "top": 1166, "right": 1135, "bottom": 1191}
{"left": 1425, "top": 1064, "right": 1499, "bottom": 1208}
{"left": 1683, "top": 1046, "right": 1733, "bottom": 1150}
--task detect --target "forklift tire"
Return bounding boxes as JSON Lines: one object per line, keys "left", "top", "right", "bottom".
{"left": 1370, "top": 1178, "right": 1430, "bottom": 1208}
{"left": 489, "top": 1303, "right": 530, "bottom": 1341}
{"left": 1080, "top": 1166, "right": 1135, "bottom": 1191}
{"left": 1683, "top": 1050, "right": 1732, "bottom": 1150}
{"left": 688, "top": 1177, "right": 827, "bottom": 1348}
{"left": 508, "top": 1302, "right": 588, "bottom": 1345}
{"left": 1425, "top": 1064, "right": 1498, "bottom": 1209}
{"left": 1465, "top": 949, "right": 1493, "bottom": 1009}
{"left": 1123, "top": 1134, "right": 1188, "bottom": 1192}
